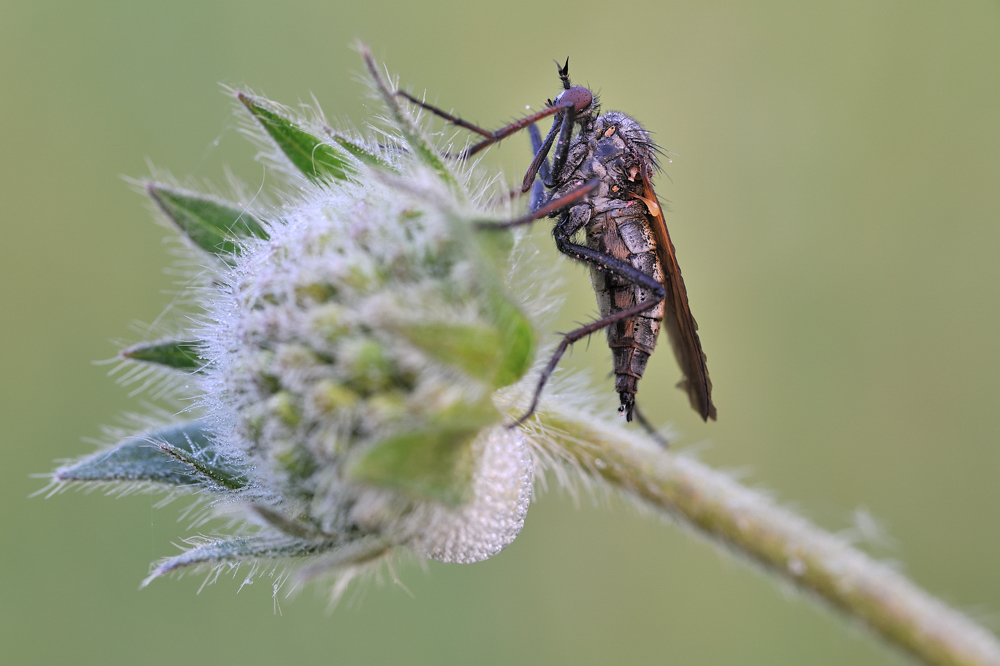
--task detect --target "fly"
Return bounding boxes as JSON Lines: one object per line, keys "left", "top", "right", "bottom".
{"left": 396, "top": 60, "right": 716, "bottom": 427}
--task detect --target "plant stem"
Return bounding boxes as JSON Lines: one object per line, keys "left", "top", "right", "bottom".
{"left": 527, "top": 404, "right": 1000, "bottom": 666}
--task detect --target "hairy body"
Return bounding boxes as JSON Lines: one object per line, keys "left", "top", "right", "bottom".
{"left": 537, "top": 110, "right": 670, "bottom": 420}
{"left": 398, "top": 62, "right": 715, "bottom": 424}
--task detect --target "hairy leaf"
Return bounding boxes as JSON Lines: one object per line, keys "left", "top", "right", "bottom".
{"left": 324, "top": 129, "right": 399, "bottom": 173}
{"left": 238, "top": 92, "right": 355, "bottom": 183}
{"left": 147, "top": 183, "right": 267, "bottom": 261}
{"left": 360, "top": 45, "right": 457, "bottom": 189}
{"left": 489, "top": 297, "right": 536, "bottom": 388}
{"left": 347, "top": 397, "right": 499, "bottom": 504}
{"left": 145, "top": 534, "right": 389, "bottom": 584}
{"left": 120, "top": 339, "right": 205, "bottom": 371}
{"left": 56, "top": 421, "right": 248, "bottom": 490}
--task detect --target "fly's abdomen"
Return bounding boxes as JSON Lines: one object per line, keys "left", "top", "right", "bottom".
{"left": 587, "top": 206, "right": 665, "bottom": 407}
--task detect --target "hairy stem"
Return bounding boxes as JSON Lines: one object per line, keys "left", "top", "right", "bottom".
{"left": 526, "top": 405, "right": 1000, "bottom": 666}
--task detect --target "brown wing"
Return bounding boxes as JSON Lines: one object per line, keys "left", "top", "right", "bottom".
{"left": 640, "top": 168, "right": 717, "bottom": 421}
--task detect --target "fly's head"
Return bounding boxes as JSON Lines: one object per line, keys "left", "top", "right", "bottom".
{"left": 554, "top": 85, "right": 599, "bottom": 129}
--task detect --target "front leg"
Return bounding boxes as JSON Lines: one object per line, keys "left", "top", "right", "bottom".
{"left": 394, "top": 89, "right": 572, "bottom": 161}
{"left": 528, "top": 123, "right": 552, "bottom": 212}
{"left": 477, "top": 180, "right": 599, "bottom": 231}
{"left": 522, "top": 115, "right": 561, "bottom": 195}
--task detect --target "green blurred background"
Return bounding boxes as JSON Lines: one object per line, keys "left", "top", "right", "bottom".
{"left": 3, "top": 1, "right": 999, "bottom": 664}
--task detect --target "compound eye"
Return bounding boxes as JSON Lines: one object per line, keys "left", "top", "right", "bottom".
{"left": 558, "top": 86, "right": 593, "bottom": 113}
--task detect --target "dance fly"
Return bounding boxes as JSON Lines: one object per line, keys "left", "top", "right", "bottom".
{"left": 396, "top": 60, "right": 716, "bottom": 426}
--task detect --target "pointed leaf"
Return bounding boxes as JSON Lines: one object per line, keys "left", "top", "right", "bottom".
{"left": 237, "top": 92, "right": 356, "bottom": 183}
{"left": 473, "top": 224, "right": 516, "bottom": 274}
{"left": 395, "top": 322, "right": 503, "bottom": 384}
{"left": 407, "top": 302, "right": 534, "bottom": 389}
{"left": 156, "top": 438, "right": 249, "bottom": 491}
{"left": 466, "top": 219, "right": 534, "bottom": 388}
{"left": 360, "top": 45, "right": 457, "bottom": 189}
{"left": 56, "top": 421, "right": 248, "bottom": 490}
{"left": 324, "top": 129, "right": 399, "bottom": 173}
{"left": 120, "top": 339, "right": 205, "bottom": 371}
{"left": 488, "top": 296, "right": 536, "bottom": 388}
{"left": 347, "top": 397, "right": 499, "bottom": 505}
{"left": 145, "top": 534, "right": 389, "bottom": 585}
{"left": 147, "top": 535, "right": 330, "bottom": 580}
{"left": 251, "top": 505, "right": 321, "bottom": 540}
{"left": 147, "top": 183, "right": 268, "bottom": 262}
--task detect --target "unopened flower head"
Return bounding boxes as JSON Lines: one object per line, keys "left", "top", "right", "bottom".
{"left": 47, "top": 47, "right": 551, "bottom": 591}
{"left": 200, "top": 166, "right": 536, "bottom": 565}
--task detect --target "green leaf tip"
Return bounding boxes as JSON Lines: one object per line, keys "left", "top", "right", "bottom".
{"left": 492, "top": 300, "right": 535, "bottom": 388}
{"left": 146, "top": 183, "right": 268, "bottom": 262}
{"left": 251, "top": 505, "right": 322, "bottom": 540}
{"left": 358, "top": 45, "right": 458, "bottom": 189}
{"left": 237, "top": 92, "right": 356, "bottom": 183}
{"left": 145, "top": 535, "right": 329, "bottom": 582}
{"left": 396, "top": 323, "right": 503, "bottom": 383}
{"left": 323, "top": 129, "right": 399, "bottom": 174}
{"left": 347, "top": 397, "right": 499, "bottom": 505}
{"left": 394, "top": 319, "right": 532, "bottom": 389}
{"left": 144, "top": 534, "right": 390, "bottom": 586}
{"left": 55, "top": 421, "right": 249, "bottom": 490}
{"left": 120, "top": 339, "right": 205, "bottom": 371}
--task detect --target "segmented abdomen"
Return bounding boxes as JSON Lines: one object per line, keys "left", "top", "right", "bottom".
{"left": 586, "top": 205, "right": 666, "bottom": 403}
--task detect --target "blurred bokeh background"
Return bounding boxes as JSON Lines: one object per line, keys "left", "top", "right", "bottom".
{"left": 3, "top": 1, "right": 999, "bottom": 664}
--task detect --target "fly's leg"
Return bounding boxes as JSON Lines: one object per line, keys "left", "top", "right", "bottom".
{"left": 551, "top": 204, "right": 666, "bottom": 305}
{"left": 479, "top": 188, "right": 666, "bottom": 426}
{"left": 394, "top": 90, "right": 572, "bottom": 160}
{"left": 549, "top": 102, "right": 577, "bottom": 181}
{"left": 526, "top": 119, "right": 560, "bottom": 200}
{"left": 505, "top": 203, "right": 667, "bottom": 427}
{"left": 521, "top": 98, "right": 583, "bottom": 195}
{"left": 529, "top": 124, "right": 551, "bottom": 183}
{"left": 511, "top": 295, "right": 665, "bottom": 428}
{"left": 510, "top": 209, "right": 667, "bottom": 422}
{"left": 393, "top": 91, "right": 493, "bottom": 137}
{"left": 633, "top": 403, "right": 671, "bottom": 447}
{"left": 522, "top": 57, "right": 582, "bottom": 196}
{"left": 476, "top": 179, "right": 599, "bottom": 231}
{"left": 462, "top": 101, "right": 572, "bottom": 161}
{"left": 396, "top": 60, "right": 584, "bottom": 191}
{"left": 528, "top": 124, "right": 549, "bottom": 211}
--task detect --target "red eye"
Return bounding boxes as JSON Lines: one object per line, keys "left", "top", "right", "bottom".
{"left": 559, "top": 86, "right": 593, "bottom": 113}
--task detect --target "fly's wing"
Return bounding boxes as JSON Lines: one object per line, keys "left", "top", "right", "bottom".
{"left": 640, "top": 169, "right": 717, "bottom": 421}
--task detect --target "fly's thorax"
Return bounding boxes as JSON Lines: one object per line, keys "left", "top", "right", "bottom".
{"left": 596, "top": 112, "right": 656, "bottom": 160}
{"left": 589, "top": 112, "right": 658, "bottom": 195}
{"left": 551, "top": 112, "right": 655, "bottom": 194}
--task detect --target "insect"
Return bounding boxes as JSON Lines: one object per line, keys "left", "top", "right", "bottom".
{"left": 396, "top": 60, "right": 716, "bottom": 426}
